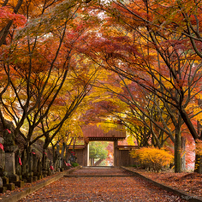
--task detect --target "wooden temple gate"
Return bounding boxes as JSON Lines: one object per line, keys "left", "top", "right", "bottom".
{"left": 69, "top": 125, "right": 137, "bottom": 167}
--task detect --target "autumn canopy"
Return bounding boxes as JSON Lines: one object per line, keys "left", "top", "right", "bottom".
{"left": 1, "top": 0, "right": 202, "bottom": 173}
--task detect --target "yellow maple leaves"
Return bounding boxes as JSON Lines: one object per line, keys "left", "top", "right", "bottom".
{"left": 130, "top": 147, "right": 173, "bottom": 172}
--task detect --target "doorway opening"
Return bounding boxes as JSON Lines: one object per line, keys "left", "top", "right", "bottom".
{"left": 88, "top": 141, "right": 114, "bottom": 166}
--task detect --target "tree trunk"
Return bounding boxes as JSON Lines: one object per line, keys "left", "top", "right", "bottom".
{"left": 195, "top": 155, "right": 202, "bottom": 173}
{"left": 174, "top": 128, "right": 181, "bottom": 173}
{"left": 94, "top": 159, "right": 104, "bottom": 166}
{"left": 23, "top": 145, "right": 31, "bottom": 174}
{"left": 52, "top": 144, "right": 56, "bottom": 165}
{"left": 65, "top": 138, "right": 73, "bottom": 162}
{"left": 61, "top": 142, "right": 66, "bottom": 159}
{"left": 90, "top": 158, "right": 94, "bottom": 166}
{"left": 179, "top": 109, "right": 198, "bottom": 140}
{"left": 181, "top": 136, "right": 186, "bottom": 171}
{"left": 194, "top": 135, "right": 202, "bottom": 173}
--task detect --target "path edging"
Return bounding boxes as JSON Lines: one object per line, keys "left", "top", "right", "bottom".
{"left": 0, "top": 166, "right": 81, "bottom": 202}
{"left": 121, "top": 166, "right": 202, "bottom": 202}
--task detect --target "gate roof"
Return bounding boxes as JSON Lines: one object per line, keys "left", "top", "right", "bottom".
{"left": 82, "top": 124, "right": 126, "bottom": 141}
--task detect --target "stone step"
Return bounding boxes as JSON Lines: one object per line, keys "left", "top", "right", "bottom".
{"left": 64, "top": 174, "right": 134, "bottom": 177}
{"left": 5, "top": 182, "right": 15, "bottom": 191}
{"left": 14, "top": 180, "right": 24, "bottom": 188}
{"left": 82, "top": 166, "right": 115, "bottom": 169}
{"left": 0, "top": 186, "right": 7, "bottom": 193}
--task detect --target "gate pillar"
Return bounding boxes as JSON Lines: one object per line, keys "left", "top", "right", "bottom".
{"left": 114, "top": 140, "right": 119, "bottom": 167}
{"left": 87, "top": 143, "right": 89, "bottom": 166}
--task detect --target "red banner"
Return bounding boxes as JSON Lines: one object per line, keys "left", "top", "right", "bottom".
{"left": 18, "top": 156, "right": 22, "bottom": 165}
{"left": 0, "top": 143, "right": 4, "bottom": 151}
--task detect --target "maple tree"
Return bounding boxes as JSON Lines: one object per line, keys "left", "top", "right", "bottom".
{"left": 1, "top": 0, "right": 202, "bottom": 176}
{"left": 74, "top": 0, "right": 202, "bottom": 172}
{"left": 2, "top": 1, "right": 202, "bottom": 200}
{"left": 81, "top": 61, "right": 185, "bottom": 171}
{"left": 113, "top": 0, "right": 201, "bottom": 128}
{"left": 89, "top": 141, "right": 108, "bottom": 166}
{"left": 0, "top": 0, "right": 102, "bottom": 163}
{"left": 0, "top": 0, "right": 25, "bottom": 46}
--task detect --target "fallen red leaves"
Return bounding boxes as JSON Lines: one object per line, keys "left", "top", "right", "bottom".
{"left": 18, "top": 168, "right": 187, "bottom": 202}
{"left": 128, "top": 168, "right": 202, "bottom": 198}
{"left": 0, "top": 169, "right": 65, "bottom": 199}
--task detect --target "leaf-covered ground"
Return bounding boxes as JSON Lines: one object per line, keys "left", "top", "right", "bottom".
{"left": 18, "top": 168, "right": 187, "bottom": 202}
{"left": 127, "top": 168, "right": 202, "bottom": 198}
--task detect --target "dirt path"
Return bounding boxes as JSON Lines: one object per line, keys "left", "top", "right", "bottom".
{"left": 19, "top": 167, "right": 187, "bottom": 202}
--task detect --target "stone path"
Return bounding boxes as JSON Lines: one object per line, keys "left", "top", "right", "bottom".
{"left": 19, "top": 167, "right": 187, "bottom": 202}
{"left": 65, "top": 166, "right": 133, "bottom": 177}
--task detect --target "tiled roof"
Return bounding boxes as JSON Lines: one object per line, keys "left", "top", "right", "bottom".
{"left": 82, "top": 124, "right": 126, "bottom": 141}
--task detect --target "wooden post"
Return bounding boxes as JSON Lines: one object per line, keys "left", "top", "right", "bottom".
{"left": 114, "top": 140, "right": 119, "bottom": 167}
{"left": 83, "top": 143, "right": 89, "bottom": 166}
{"left": 87, "top": 143, "right": 89, "bottom": 166}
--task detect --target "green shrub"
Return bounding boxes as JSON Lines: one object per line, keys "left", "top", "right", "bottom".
{"left": 131, "top": 164, "right": 140, "bottom": 168}
{"left": 71, "top": 162, "right": 79, "bottom": 167}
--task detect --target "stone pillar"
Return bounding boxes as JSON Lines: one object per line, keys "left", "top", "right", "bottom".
{"left": 29, "top": 150, "right": 34, "bottom": 173}
{"left": 21, "top": 149, "right": 27, "bottom": 178}
{"left": 54, "top": 151, "right": 59, "bottom": 172}
{"left": 42, "top": 149, "right": 47, "bottom": 170}
{"left": 15, "top": 150, "right": 22, "bottom": 178}
{"left": 5, "top": 152, "right": 19, "bottom": 182}
{"left": 42, "top": 149, "right": 48, "bottom": 177}
{"left": 0, "top": 177, "right": 3, "bottom": 188}
{"left": 56, "top": 141, "right": 60, "bottom": 155}
{"left": 3, "top": 125, "right": 19, "bottom": 183}
{"left": 24, "top": 150, "right": 33, "bottom": 183}
{"left": 37, "top": 159, "right": 42, "bottom": 179}
{"left": 0, "top": 137, "right": 5, "bottom": 176}
{"left": 114, "top": 140, "right": 119, "bottom": 167}
{"left": 31, "top": 152, "right": 38, "bottom": 182}
{"left": 0, "top": 137, "right": 5, "bottom": 192}
{"left": 59, "top": 157, "right": 64, "bottom": 171}
{"left": 5, "top": 153, "right": 15, "bottom": 174}
{"left": 33, "top": 152, "right": 37, "bottom": 175}
{"left": 48, "top": 161, "right": 53, "bottom": 176}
